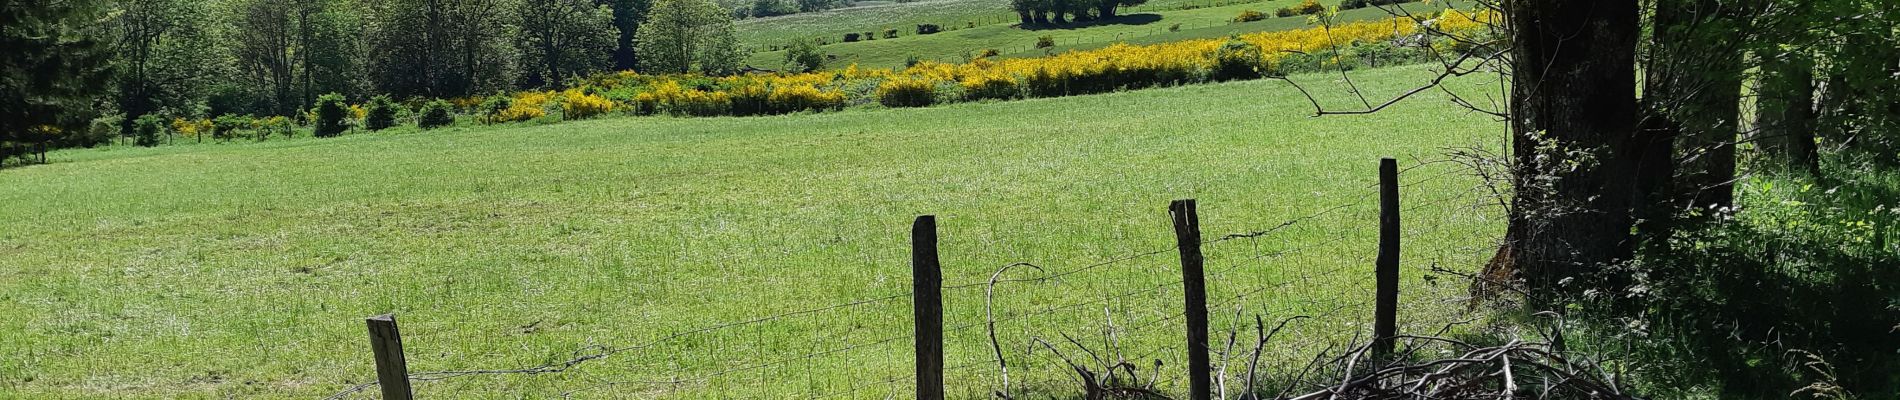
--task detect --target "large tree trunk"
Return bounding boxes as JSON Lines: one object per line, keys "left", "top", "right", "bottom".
{"left": 1503, "top": 0, "right": 1644, "bottom": 291}
{"left": 1754, "top": 49, "right": 1821, "bottom": 175}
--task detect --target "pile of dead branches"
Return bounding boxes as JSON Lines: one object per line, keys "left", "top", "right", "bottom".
{"left": 1280, "top": 337, "right": 1641, "bottom": 400}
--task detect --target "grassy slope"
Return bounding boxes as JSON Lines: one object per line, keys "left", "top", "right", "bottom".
{"left": 0, "top": 65, "right": 1504, "bottom": 398}
{"left": 735, "top": 0, "right": 1258, "bottom": 49}
{"left": 743, "top": 1, "right": 1451, "bottom": 70}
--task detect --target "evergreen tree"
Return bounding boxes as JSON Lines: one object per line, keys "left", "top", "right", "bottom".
{"left": 1, "top": 0, "right": 113, "bottom": 165}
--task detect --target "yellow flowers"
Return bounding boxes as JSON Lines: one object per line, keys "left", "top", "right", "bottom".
{"left": 877, "top": 75, "right": 940, "bottom": 107}
{"left": 522, "top": 9, "right": 1493, "bottom": 117}
{"left": 767, "top": 84, "right": 846, "bottom": 112}
{"left": 635, "top": 80, "right": 732, "bottom": 116}
{"left": 171, "top": 118, "right": 212, "bottom": 138}
{"left": 560, "top": 89, "right": 614, "bottom": 120}
{"left": 499, "top": 91, "right": 552, "bottom": 122}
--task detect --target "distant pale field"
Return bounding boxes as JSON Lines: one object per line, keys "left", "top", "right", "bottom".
{"left": 0, "top": 65, "right": 1505, "bottom": 398}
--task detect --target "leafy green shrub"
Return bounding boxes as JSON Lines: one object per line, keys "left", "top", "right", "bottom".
{"left": 1275, "top": 0, "right": 1323, "bottom": 16}
{"left": 876, "top": 76, "right": 938, "bottom": 107}
{"left": 312, "top": 93, "right": 351, "bottom": 137}
{"left": 417, "top": 100, "right": 455, "bottom": 129}
{"left": 212, "top": 114, "right": 251, "bottom": 141}
{"left": 883, "top": 29, "right": 898, "bottom": 39}
{"left": 1035, "top": 35, "right": 1056, "bottom": 49}
{"left": 1211, "top": 39, "right": 1267, "bottom": 81}
{"left": 255, "top": 116, "right": 294, "bottom": 140}
{"left": 1169, "top": 23, "right": 1181, "bottom": 32}
{"left": 783, "top": 40, "right": 825, "bottom": 73}
{"left": 843, "top": 33, "right": 861, "bottom": 42}
{"left": 916, "top": 24, "right": 941, "bottom": 35}
{"left": 364, "top": 95, "right": 400, "bottom": 131}
{"left": 1232, "top": 9, "right": 1267, "bottom": 22}
{"left": 478, "top": 94, "right": 513, "bottom": 124}
{"left": 977, "top": 48, "right": 1000, "bottom": 58}
{"left": 83, "top": 116, "right": 120, "bottom": 148}
{"left": 133, "top": 114, "right": 165, "bottom": 147}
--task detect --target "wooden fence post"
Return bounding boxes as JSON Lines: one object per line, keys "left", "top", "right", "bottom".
{"left": 911, "top": 216, "right": 945, "bottom": 400}
{"left": 365, "top": 314, "right": 413, "bottom": 400}
{"left": 1374, "top": 158, "right": 1400, "bottom": 360}
{"left": 1169, "top": 200, "right": 1212, "bottom": 400}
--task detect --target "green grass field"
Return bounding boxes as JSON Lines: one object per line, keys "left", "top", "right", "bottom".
{"left": 742, "top": 0, "right": 1454, "bottom": 70}
{"left": 0, "top": 65, "right": 1504, "bottom": 398}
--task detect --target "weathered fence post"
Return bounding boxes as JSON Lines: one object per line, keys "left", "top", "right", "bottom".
{"left": 365, "top": 314, "right": 413, "bottom": 400}
{"left": 1374, "top": 158, "right": 1400, "bottom": 360}
{"left": 1169, "top": 200, "right": 1212, "bottom": 400}
{"left": 911, "top": 216, "right": 945, "bottom": 400}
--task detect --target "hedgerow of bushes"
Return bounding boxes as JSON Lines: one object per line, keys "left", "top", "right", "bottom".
{"left": 88, "top": 10, "right": 1488, "bottom": 145}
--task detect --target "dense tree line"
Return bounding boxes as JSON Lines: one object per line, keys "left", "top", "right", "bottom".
{"left": 1, "top": 0, "right": 742, "bottom": 164}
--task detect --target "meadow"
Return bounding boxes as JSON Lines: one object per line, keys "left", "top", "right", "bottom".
{"left": 740, "top": 0, "right": 1454, "bottom": 69}
{"left": 0, "top": 64, "right": 1505, "bottom": 398}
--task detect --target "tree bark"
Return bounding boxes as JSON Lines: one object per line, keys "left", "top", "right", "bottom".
{"left": 1755, "top": 49, "right": 1821, "bottom": 175}
{"left": 1504, "top": 0, "right": 1644, "bottom": 291}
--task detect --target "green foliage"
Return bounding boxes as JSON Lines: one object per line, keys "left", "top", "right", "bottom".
{"left": 362, "top": 0, "right": 518, "bottom": 98}
{"left": 782, "top": 39, "right": 826, "bottom": 73}
{"left": 212, "top": 114, "right": 251, "bottom": 141}
{"left": 516, "top": 0, "right": 617, "bottom": 89}
{"left": 1211, "top": 38, "right": 1266, "bottom": 80}
{"left": 478, "top": 94, "right": 514, "bottom": 124}
{"left": 417, "top": 99, "right": 456, "bottom": 129}
{"left": 1035, "top": 35, "right": 1056, "bottom": 48}
{"left": 132, "top": 114, "right": 166, "bottom": 147}
{"left": 637, "top": 0, "right": 739, "bottom": 74}
{"left": 364, "top": 95, "right": 400, "bottom": 131}
{"left": 1232, "top": 9, "right": 1266, "bottom": 22}
{"left": 1, "top": 0, "right": 112, "bottom": 162}
{"left": 312, "top": 93, "right": 351, "bottom": 137}
{"left": 83, "top": 116, "right": 121, "bottom": 148}
{"left": 1569, "top": 172, "right": 1900, "bottom": 397}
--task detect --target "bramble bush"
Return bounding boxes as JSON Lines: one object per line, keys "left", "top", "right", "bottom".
{"left": 417, "top": 100, "right": 455, "bottom": 129}
{"left": 364, "top": 95, "right": 400, "bottom": 131}
{"left": 313, "top": 93, "right": 351, "bottom": 137}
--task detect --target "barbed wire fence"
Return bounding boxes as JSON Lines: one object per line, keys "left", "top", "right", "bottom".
{"left": 324, "top": 154, "right": 1502, "bottom": 399}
